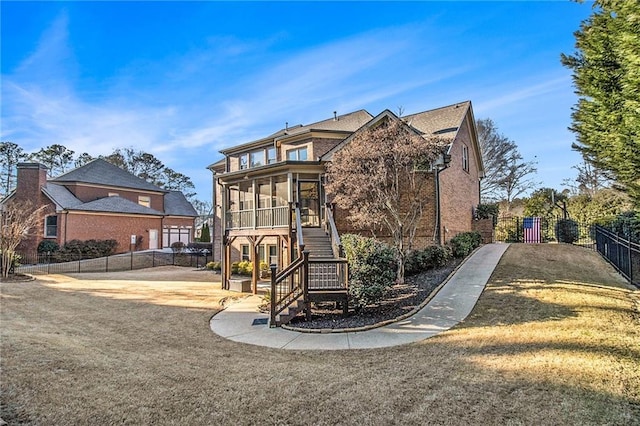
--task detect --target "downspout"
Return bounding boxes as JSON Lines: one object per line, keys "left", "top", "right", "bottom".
{"left": 434, "top": 155, "right": 451, "bottom": 245}
{"left": 434, "top": 167, "right": 442, "bottom": 245}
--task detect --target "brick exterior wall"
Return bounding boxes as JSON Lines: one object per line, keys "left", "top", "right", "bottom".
{"left": 309, "top": 137, "right": 341, "bottom": 160}
{"left": 63, "top": 212, "right": 163, "bottom": 253}
{"left": 473, "top": 218, "right": 494, "bottom": 244}
{"left": 438, "top": 114, "right": 481, "bottom": 243}
{"left": 12, "top": 162, "right": 194, "bottom": 255}
{"left": 13, "top": 164, "right": 56, "bottom": 254}
{"left": 330, "top": 172, "right": 439, "bottom": 250}
{"left": 64, "top": 184, "right": 164, "bottom": 211}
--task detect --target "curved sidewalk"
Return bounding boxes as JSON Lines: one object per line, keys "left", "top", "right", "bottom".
{"left": 210, "top": 243, "right": 509, "bottom": 350}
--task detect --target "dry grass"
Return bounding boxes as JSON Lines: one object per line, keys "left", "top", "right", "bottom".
{"left": 1, "top": 247, "right": 639, "bottom": 425}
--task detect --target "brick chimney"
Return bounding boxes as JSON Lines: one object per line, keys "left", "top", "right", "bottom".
{"left": 16, "top": 163, "right": 48, "bottom": 201}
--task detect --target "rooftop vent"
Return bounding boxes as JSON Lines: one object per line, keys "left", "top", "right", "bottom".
{"left": 333, "top": 111, "right": 338, "bottom": 121}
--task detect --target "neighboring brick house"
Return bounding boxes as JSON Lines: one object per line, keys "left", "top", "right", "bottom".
{"left": 3, "top": 159, "right": 197, "bottom": 255}
{"left": 208, "top": 101, "right": 484, "bottom": 292}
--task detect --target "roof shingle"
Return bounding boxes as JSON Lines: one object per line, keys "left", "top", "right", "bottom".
{"left": 51, "top": 158, "right": 166, "bottom": 193}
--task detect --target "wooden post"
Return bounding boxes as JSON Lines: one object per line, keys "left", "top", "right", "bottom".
{"left": 303, "top": 250, "right": 310, "bottom": 321}
{"left": 252, "top": 242, "right": 259, "bottom": 294}
{"left": 270, "top": 264, "right": 277, "bottom": 327}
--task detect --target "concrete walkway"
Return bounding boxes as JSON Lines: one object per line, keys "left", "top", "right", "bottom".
{"left": 209, "top": 243, "right": 509, "bottom": 350}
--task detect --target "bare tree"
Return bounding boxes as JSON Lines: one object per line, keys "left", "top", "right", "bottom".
{"left": 0, "top": 200, "right": 46, "bottom": 278}
{"left": 326, "top": 119, "right": 446, "bottom": 283}
{"left": 477, "top": 119, "right": 519, "bottom": 202}
{"left": 562, "top": 161, "right": 610, "bottom": 196}
{"left": 501, "top": 152, "right": 538, "bottom": 210}
{"left": 476, "top": 118, "right": 538, "bottom": 210}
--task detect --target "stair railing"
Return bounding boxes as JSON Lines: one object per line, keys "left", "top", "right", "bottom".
{"left": 294, "top": 204, "right": 305, "bottom": 255}
{"left": 270, "top": 251, "right": 310, "bottom": 327}
{"left": 325, "top": 204, "right": 344, "bottom": 258}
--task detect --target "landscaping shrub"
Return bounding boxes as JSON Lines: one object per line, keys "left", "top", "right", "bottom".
{"left": 171, "top": 241, "right": 186, "bottom": 253}
{"left": 231, "top": 260, "right": 252, "bottom": 276}
{"left": 555, "top": 218, "right": 580, "bottom": 244}
{"left": 448, "top": 232, "right": 482, "bottom": 258}
{"left": 54, "top": 239, "right": 118, "bottom": 262}
{"left": 423, "top": 245, "right": 452, "bottom": 268}
{"left": 341, "top": 234, "right": 396, "bottom": 310}
{"left": 404, "top": 245, "right": 452, "bottom": 275}
{"left": 206, "top": 261, "right": 221, "bottom": 271}
{"left": 475, "top": 203, "right": 499, "bottom": 226}
{"left": 603, "top": 211, "right": 640, "bottom": 241}
{"left": 37, "top": 240, "right": 59, "bottom": 253}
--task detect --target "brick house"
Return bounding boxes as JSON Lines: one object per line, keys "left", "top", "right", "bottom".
{"left": 208, "top": 101, "right": 484, "bottom": 297}
{"left": 3, "top": 159, "right": 197, "bottom": 255}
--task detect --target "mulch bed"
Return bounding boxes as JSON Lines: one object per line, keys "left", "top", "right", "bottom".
{"left": 0, "top": 273, "right": 34, "bottom": 283}
{"left": 288, "top": 258, "right": 463, "bottom": 330}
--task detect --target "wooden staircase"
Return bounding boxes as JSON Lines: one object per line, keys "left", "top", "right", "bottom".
{"left": 271, "top": 296, "right": 306, "bottom": 327}
{"left": 301, "top": 228, "right": 335, "bottom": 259}
{"left": 269, "top": 207, "right": 348, "bottom": 327}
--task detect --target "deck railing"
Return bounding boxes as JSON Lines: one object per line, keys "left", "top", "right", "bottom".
{"left": 309, "top": 258, "right": 348, "bottom": 290}
{"left": 226, "top": 205, "right": 289, "bottom": 230}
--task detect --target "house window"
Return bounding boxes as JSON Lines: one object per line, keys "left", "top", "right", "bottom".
{"left": 250, "top": 150, "right": 265, "bottom": 168}
{"left": 239, "top": 154, "right": 249, "bottom": 170}
{"left": 267, "top": 147, "right": 277, "bottom": 164}
{"left": 108, "top": 192, "right": 119, "bottom": 197}
{"left": 462, "top": 145, "right": 469, "bottom": 172}
{"left": 268, "top": 244, "right": 277, "bottom": 266}
{"left": 44, "top": 215, "right": 57, "bottom": 238}
{"left": 287, "top": 147, "right": 308, "bottom": 161}
{"left": 138, "top": 195, "right": 151, "bottom": 208}
{"left": 240, "top": 244, "right": 250, "bottom": 261}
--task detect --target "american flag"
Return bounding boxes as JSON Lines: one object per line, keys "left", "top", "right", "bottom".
{"left": 523, "top": 217, "right": 541, "bottom": 243}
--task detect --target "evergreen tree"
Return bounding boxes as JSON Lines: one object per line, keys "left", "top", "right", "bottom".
{"left": 200, "top": 223, "right": 211, "bottom": 242}
{"left": 561, "top": 0, "right": 640, "bottom": 207}
{"left": 0, "top": 141, "right": 27, "bottom": 198}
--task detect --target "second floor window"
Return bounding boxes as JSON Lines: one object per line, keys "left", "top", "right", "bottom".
{"left": 250, "top": 150, "right": 265, "bottom": 168}
{"left": 138, "top": 195, "right": 151, "bottom": 208}
{"left": 267, "top": 147, "right": 277, "bottom": 164}
{"left": 287, "top": 147, "right": 308, "bottom": 161}
{"left": 462, "top": 145, "right": 469, "bottom": 172}
{"left": 45, "top": 215, "right": 57, "bottom": 238}
{"left": 239, "top": 154, "right": 249, "bottom": 170}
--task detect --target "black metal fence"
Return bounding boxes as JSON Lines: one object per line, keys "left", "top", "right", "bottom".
{"left": 494, "top": 216, "right": 596, "bottom": 247}
{"left": 13, "top": 250, "right": 214, "bottom": 275}
{"left": 595, "top": 225, "right": 639, "bottom": 287}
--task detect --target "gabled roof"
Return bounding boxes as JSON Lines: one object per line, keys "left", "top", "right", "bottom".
{"left": 41, "top": 183, "right": 83, "bottom": 209}
{"left": 164, "top": 191, "right": 198, "bottom": 217}
{"left": 72, "top": 196, "right": 164, "bottom": 215}
{"left": 321, "top": 101, "right": 477, "bottom": 162}
{"left": 51, "top": 158, "right": 167, "bottom": 193}
{"left": 404, "top": 101, "right": 471, "bottom": 140}
{"left": 220, "top": 110, "right": 373, "bottom": 155}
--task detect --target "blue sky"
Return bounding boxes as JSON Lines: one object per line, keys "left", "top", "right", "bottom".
{"left": 1, "top": 1, "right": 593, "bottom": 202}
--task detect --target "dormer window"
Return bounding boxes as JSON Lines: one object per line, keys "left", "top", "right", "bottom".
{"left": 138, "top": 195, "right": 151, "bottom": 208}
{"left": 287, "top": 147, "right": 308, "bottom": 161}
